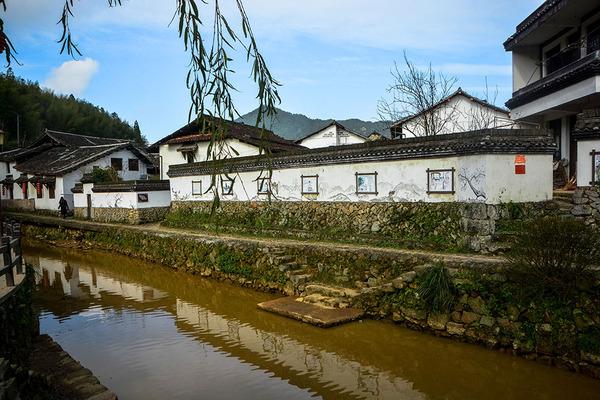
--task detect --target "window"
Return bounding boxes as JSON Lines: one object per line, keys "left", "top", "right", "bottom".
{"left": 547, "top": 119, "right": 562, "bottom": 160}
{"left": 5, "top": 162, "right": 9, "bottom": 173}
{"left": 257, "top": 178, "right": 271, "bottom": 194}
{"left": 49, "top": 185, "right": 55, "bottom": 199}
{"left": 36, "top": 181, "right": 43, "bottom": 198}
{"left": 128, "top": 158, "right": 139, "bottom": 171}
{"left": 587, "top": 19, "right": 600, "bottom": 54}
{"left": 355, "top": 172, "right": 378, "bottom": 195}
{"left": 137, "top": 193, "right": 149, "bottom": 202}
{"left": 111, "top": 158, "right": 123, "bottom": 171}
{"left": 221, "top": 178, "right": 234, "bottom": 195}
{"left": 426, "top": 168, "right": 455, "bottom": 194}
{"left": 192, "top": 181, "right": 202, "bottom": 195}
{"left": 301, "top": 175, "right": 319, "bottom": 195}
{"left": 544, "top": 44, "right": 561, "bottom": 75}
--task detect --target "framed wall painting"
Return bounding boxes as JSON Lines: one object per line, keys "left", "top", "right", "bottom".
{"left": 221, "top": 178, "right": 234, "bottom": 195}
{"left": 355, "top": 172, "right": 378, "bottom": 195}
{"left": 192, "top": 180, "right": 202, "bottom": 196}
{"left": 592, "top": 150, "right": 600, "bottom": 185}
{"left": 427, "top": 168, "right": 455, "bottom": 194}
{"left": 137, "top": 193, "right": 149, "bottom": 202}
{"left": 257, "top": 177, "right": 271, "bottom": 194}
{"left": 301, "top": 175, "right": 319, "bottom": 195}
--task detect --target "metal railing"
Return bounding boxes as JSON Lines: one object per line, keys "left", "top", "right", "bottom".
{"left": 0, "top": 222, "right": 23, "bottom": 287}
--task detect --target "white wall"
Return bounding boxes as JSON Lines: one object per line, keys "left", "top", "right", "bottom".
{"left": 159, "top": 138, "right": 261, "bottom": 179}
{"left": 169, "top": 153, "right": 553, "bottom": 205}
{"left": 512, "top": 47, "right": 540, "bottom": 92}
{"left": 401, "top": 95, "right": 511, "bottom": 137}
{"left": 75, "top": 188, "right": 171, "bottom": 210}
{"left": 577, "top": 139, "right": 600, "bottom": 186}
{"left": 299, "top": 125, "right": 366, "bottom": 149}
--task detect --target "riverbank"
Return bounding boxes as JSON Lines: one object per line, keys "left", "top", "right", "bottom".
{"left": 10, "top": 212, "right": 600, "bottom": 379}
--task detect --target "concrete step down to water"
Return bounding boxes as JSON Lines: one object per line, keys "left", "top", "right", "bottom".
{"left": 257, "top": 297, "right": 364, "bottom": 328}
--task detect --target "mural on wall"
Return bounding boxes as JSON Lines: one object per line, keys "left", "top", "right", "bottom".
{"left": 356, "top": 173, "right": 378, "bottom": 194}
{"left": 593, "top": 150, "right": 600, "bottom": 184}
{"left": 458, "top": 168, "right": 486, "bottom": 200}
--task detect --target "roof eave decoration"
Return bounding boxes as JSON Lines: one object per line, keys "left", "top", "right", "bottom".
{"left": 167, "top": 129, "right": 555, "bottom": 178}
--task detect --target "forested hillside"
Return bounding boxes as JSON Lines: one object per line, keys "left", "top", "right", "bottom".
{"left": 0, "top": 70, "right": 145, "bottom": 149}
{"left": 238, "top": 107, "right": 391, "bottom": 141}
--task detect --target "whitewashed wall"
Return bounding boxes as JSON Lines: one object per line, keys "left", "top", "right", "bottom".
{"left": 74, "top": 187, "right": 171, "bottom": 210}
{"left": 577, "top": 139, "right": 600, "bottom": 186}
{"left": 159, "top": 139, "right": 260, "bottom": 179}
{"left": 298, "top": 125, "right": 366, "bottom": 149}
{"left": 401, "top": 95, "right": 510, "bottom": 137}
{"left": 169, "top": 153, "right": 553, "bottom": 205}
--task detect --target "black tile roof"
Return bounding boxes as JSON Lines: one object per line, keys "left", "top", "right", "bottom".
{"left": 503, "top": 0, "right": 566, "bottom": 50}
{"left": 168, "top": 129, "right": 556, "bottom": 177}
{"left": 149, "top": 115, "right": 303, "bottom": 153}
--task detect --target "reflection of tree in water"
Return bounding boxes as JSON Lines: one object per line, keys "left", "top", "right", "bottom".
{"left": 261, "top": 332, "right": 283, "bottom": 356}
{"left": 63, "top": 262, "right": 74, "bottom": 281}
{"left": 303, "top": 348, "right": 323, "bottom": 373}
{"left": 227, "top": 320, "right": 240, "bottom": 342}
{"left": 357, "top": 367, "right": 380, "bottom": 397}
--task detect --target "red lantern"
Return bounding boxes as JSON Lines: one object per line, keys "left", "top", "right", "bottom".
{"left": 22, "top": 183, "right": 26, "bottom": 195}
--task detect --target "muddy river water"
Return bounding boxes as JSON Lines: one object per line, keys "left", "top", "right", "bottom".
{"left": 25, "top": 243, "right": 600, "bottom": 400}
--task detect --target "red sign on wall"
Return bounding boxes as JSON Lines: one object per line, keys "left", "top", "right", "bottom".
{"left": 515, "top": 164, "right": 526, "bottom": 174}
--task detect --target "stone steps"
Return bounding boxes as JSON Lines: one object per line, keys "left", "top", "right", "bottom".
{"left": 296, "top": 283, "right": 361, "bottom": 309}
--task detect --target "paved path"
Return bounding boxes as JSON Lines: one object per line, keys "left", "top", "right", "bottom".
{"left": 8, "top": 212, "right": 507, "bottom": 267}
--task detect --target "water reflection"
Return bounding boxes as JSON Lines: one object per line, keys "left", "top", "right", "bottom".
{"left": 26, "top": 243, "right": 600, "bottom": 400}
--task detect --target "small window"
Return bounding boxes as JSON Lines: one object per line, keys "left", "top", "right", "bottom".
{"left": 355, "top": 172, "right": 378, "bottom": 195}
{"left": 128, "top": 159, "right": 139, "bottom": 171}
{"left": 49, "top": 185, "right": 55, "bottom": 199}
{"left": 137, "top": 193, "right": 149, "bottom": 202}
{"left": 257, "top": 178, "right": 271, "bottom": 194}
{"left": 192, "top": 181, "right": 202, "bottom": 196}
{"left": 221, "top": 178, "right": 234, "bottom": 195}
{"left": 111, "top": 158, "right": 123, "bottom": 171}
{"left": 301, "top": 175, "right": 319, "bottom": 195}
{"left": 591, "top": 149, "right": 600, "bottom": 185}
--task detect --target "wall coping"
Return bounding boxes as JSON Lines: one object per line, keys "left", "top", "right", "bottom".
{"left": 90, "top": 180, "right": 170, "bottom": 193}
{"left": 167, "top": 129, "right": 555, "bottom": 177}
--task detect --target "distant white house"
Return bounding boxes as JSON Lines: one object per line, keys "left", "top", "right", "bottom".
{"left": 149, "top": 116, "right": 302, "bottom": 179}
{"left": 0, "top": 129, "right": 154, "bottom": 211}
{"left": 389, "top": 88, "right": 513, "bottom": 138}
{"left": 295, "top": 121, "right": 369, "bottom": 149}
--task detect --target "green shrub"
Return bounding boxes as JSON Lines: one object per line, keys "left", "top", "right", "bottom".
{"left": 90, "top": 167, "right": 121, "bottom": 183}
{"left": 417, "top": 264, "right": 455, "bottom": 313}
{"left": 506, "top": 217, "right": 599, "bottom": 299}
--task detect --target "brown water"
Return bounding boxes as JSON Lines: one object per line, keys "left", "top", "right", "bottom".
{"left": 26, "top": 243, "right": 600, "bottom": 400}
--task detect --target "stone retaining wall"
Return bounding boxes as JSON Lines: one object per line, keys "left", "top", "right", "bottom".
{"left": 0, "top": 269, "right": 38, "bottom": 363}
{"left": 166, "top": 200, "right": 559, "bottom": 252}
{"left": 1, "top": 199, "right": 35, "bottom": 212}
{"left": 570, "top": 187, "right": 600, "bottom": 226}
{"left": 74, "top": 206, "right": 170, "bottom": 225}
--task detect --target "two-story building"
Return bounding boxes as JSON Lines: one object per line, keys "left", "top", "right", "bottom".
{"left": 0, "top": 129, "right": 154, "bottom": 211}
{"left": 505, "top": 0, "right": 600, "bottom": 184}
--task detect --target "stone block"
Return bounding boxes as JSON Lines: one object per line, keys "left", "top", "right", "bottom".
{"left": 480, "top": 316, "right": 495, "bottom": 327}
{"left": 461, "top": 311, "right": 480, "bottom": 325}
{"left": 467, "top": 296, "right": 487, "bottom": 314}
{"left": 392, "top": 271, "right": 416, "bottom": 289}
{"left": 427, "top": 313, "right": 449, "bottom": 330}
{"left": 572, "top": 205, "right": 592, "bottom": 216}
{"left": 446, "top": 322, "right": 466, "bottom": 336}
{"left": 401, "top": 307, "right": 426, "bottom": 323}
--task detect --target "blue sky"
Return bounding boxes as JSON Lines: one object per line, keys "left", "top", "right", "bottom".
{"left": 4, "top": 0, "right": 543, "bottom": 142}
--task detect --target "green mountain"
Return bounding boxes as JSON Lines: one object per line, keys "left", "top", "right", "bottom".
{"left": 0, "top": 70, "right": 145, "bottom": 150}
{"left": 237, "top": 108, "right": 391, "bottom": 141}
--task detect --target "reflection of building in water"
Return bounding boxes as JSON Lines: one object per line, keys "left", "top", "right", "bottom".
{"left": 176, "top": 299, "right": 424, "bottom": 400}
{"left": 32, "top": 256, "right": 167, "bottom": 302}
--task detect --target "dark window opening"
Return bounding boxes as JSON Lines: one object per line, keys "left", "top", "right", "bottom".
{"left": 36, "top": 183, "right": 43, "bottom": 199}
{"left": 128, "top": 158, "right": 139, "bottom": 171}
{"left": 111, "top": 158, "right": 123, "bottom": 171}
{"left": 588, "top": 19, "right": 600, "bottom": 54}
{"left": 49, "top": 185, "right": 55, "bottom": 199}
{"left": 547, "top": 119, "right": 562, "bottom": 161}
{"left": 185, "top": 152, "right": 195, "bottom": 164}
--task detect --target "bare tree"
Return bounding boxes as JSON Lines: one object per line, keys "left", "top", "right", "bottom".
{"left": 378, "top": 52, "right": 458, "bottom": 137}
{"left": 464, "top": 78, "right": 503, "bottom": 131}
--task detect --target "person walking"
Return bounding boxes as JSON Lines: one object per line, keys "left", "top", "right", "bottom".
{"left": 58, "top": 196, "right": 69, "bottom": 219}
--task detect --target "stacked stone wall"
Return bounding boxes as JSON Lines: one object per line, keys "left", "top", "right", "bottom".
{"left": 167, "top": 201, "right": 559, "bottom": 252}
{"left": 570, "top": 187, "right": 600, "bottom": 226}
{"left": 75, "top": 206, "right": 170, "bottom": 225}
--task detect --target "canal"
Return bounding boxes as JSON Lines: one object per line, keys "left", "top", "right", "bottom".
{"left": 25, "top": 242, "right": 600, "bottom": 400}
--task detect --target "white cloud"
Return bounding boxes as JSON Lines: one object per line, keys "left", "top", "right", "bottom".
{"left": 43, "top": 58, "right": 99, "bottom": 96}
